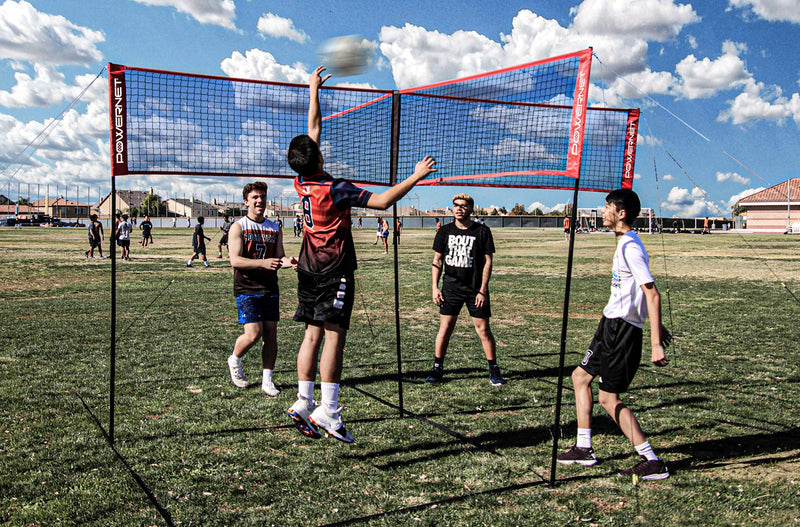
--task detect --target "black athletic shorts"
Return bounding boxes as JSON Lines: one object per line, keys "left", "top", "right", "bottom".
{"left": 579, "top": 315, "right": 642, "bottom": 394}
{"left": 439, "top": 280, "right": 490, "bottom": 318}
{"left": 220, "top": 234, "right": 229, "bottom": 245}
{"left": 293, "top": 271, "right": 355, "bottom": 330}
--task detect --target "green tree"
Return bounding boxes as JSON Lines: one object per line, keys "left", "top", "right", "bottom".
{"left": 510, "top": 203, "right": 528, "bottom": 215}
{"left": 139, "top": 194, "right": 167, "bottom": 216}
{"left": 531, "top": 207, "right": 544, "bottom": 215}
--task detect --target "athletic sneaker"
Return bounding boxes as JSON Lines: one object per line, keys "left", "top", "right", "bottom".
{"left": 488, "top": 364, "right": 506, "bottom": 386}
{"left": 227, "top": 355, "right": 248, "bottom": 388}
{"left": 618, "top": 456, "right": 669, "bottom": 480}
{"left": 261, "top": 381, "right": 280, "bottom": 397}
{"left": 216, "top": 254, "right": 222, "bottom": 259}
{"left": 287, "top": 397, "right": 321, "bottom": 439}
{"left": 556, "top": 445, "right": 598, "bottom": 466}
{"left": 309, "top": 405, "right": 354, "bottom": 443}
{"left": 425, "top": 364, "right": 443, "bottom": 383}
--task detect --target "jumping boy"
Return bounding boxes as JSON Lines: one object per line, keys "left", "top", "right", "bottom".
{"left": 557, "top": 188, "right": 672, "bottom": 480}
{"left": 226, "top": 182, "right": 297, "bottom": 395}
{"left": 285, "top": 65, "right": 436, "bottom": 443}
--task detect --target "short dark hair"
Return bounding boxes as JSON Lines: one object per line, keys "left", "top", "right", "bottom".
{"left": 605, "top": 188, "right": 641, "bottom": 226}
{"left": 90, "top": 214, "right": 98, "bottom": 221}
{"left": 287, "top": 135, "right": 321, "bottom": 176}
{"left": 242, "top": 181, "right": 267, "bottom": 201}
{"left": 197, "top": 216, "right": 205, "bottom": 223}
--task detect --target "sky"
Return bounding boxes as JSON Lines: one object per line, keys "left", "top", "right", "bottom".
{"left": 1, "top": 0, "right": 799, "bottom": 217}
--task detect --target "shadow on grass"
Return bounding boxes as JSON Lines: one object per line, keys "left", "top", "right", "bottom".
{"left": 665, "top": 425, "right": 800, "bottom": 473}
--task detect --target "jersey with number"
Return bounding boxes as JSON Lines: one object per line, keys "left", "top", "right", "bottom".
{"left": 233, "top": 216, "right": 281, "bottom": 295}
{"left": 293, "top": 172, "right": 372, "bottom": 276}
{"left": 602, "top": 230, "right": 654, "bottom": 328}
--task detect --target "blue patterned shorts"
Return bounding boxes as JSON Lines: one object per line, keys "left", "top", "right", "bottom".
{"left": 236, "top": 294, "right": 279, "bottom": 324}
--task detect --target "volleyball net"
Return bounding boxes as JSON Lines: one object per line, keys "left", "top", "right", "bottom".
{"left": 109, "top": 48, "right": 636, "bottom": 191}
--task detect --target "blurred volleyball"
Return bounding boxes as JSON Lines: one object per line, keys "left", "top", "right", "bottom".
{"left": 318, "top": 35, "right": 370, "bottom": 77}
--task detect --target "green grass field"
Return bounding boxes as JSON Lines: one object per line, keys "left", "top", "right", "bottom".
{"left": 1, "top": 225, "right": 798, "bottom": 525}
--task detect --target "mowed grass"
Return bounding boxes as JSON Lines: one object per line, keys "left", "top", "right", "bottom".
{"left": 1, "top": 225, "right": 799, "bottom": 525}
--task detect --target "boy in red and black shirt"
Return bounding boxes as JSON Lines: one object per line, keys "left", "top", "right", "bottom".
{"left": 285, "top": 65, "right": 436, "bottom": 443}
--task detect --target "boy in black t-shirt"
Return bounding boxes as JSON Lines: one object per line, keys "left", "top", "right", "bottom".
{"left": 187, "top": 216, "right": 211, "bottom": 267}
{"left": 428, "top": 193, "right": 505, "bottom": 386}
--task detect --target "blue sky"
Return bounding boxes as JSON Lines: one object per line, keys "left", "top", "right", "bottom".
{"left": 1, "top": 0, "right": 799, "bottom": 216}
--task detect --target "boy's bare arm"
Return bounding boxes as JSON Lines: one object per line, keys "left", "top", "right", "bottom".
{"left": 641, "top": 282, "right": 671, "bottom": 366}
{"left": 308, "top": 66, "right": 331, "bottom": 145}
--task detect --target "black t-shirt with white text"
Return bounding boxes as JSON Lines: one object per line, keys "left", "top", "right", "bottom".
{"left": 432, "top": 221, "right": 495, "bottom": 292}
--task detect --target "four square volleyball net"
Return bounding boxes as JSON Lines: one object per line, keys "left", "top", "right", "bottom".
{"left": 108, "top": 48, "right": 638, "bottom": 192}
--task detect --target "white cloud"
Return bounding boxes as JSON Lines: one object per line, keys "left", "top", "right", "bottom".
{"left": 379, "top": 23, "right": 505, "bottom": 89}
{"left": 728, "top": 0, "right": 800, "bottom": 24}
{"left": 0, "top": 0, "right": 104, "bottom": 65}
{"left": 660, "top": 185, "right": 720, "bottom": 216}
{"left": 716, "top": 171, "right": 750, "bottom": 185}
{"left": 220, "top": 49, "right": 309, "bottom": 83}
{"left": 662, "top": 174, "right": 674, "bottom": 180}
{"left": 674, "top": 41, "right": 751, "bottom": 98}
{"left": 257, "top": 13, "right": 308, "bottom": 43}
{"left": 133, "top": 0, "right": 237, "bottom": 31}
{"left": 718, "top": 78, "right": 795, "bottom": 125}
{"left": 728, "top": 186, "right": 765, "bottom": 208}
{"left": 572, "top": 0, "right": 700, "bottom": 41}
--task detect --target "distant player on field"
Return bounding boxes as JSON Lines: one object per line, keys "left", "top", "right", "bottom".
{"left": 427, "top": 193, "right": 505, "bottom": 387}
{"left": 285, "top": 65, "right": 436, "bottom": 443}
{"left": 186, "top": 216, "right": 211, "bottom": 267}
{"left": 217, "top": 214, "right": 234, "bottom": 258}
{"left": 557, "top": 188, "right": 672, "bottom": 480}
{"left": 226, "top": 182, "right": 297, "bottom": 396}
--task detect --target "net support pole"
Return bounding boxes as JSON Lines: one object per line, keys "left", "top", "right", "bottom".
{"left": 549, "top": 180, "right": 581, "bottom": 486}
{"left": 389, "top": 91, "right": 404, "bottom": 418}
{"left": 109, "top": 181, "right": 117, "bottom": 444}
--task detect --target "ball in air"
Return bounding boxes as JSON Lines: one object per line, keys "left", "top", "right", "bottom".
{"left": 318, "top": 35, "right": 370, "bottom": 77}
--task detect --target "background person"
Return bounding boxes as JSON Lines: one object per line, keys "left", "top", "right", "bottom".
{"left": 116, "top": 214, "right": 132, "bottom": 260}
{"left": 186, "top": 216, "right": 211, "bottom": 267}
{"left": 217, "top": 214, "right": 234, "bottom": 258}
{"left": 427, "top": 193, "right": 505, "bottom": 386}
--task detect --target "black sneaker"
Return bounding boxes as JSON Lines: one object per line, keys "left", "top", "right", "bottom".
{"left": 488, "top": 364, "right": 506, "bottom": 386}
{"left": 619, "top": 456, "right": 669, "bottom": 480}
{"left": 425, "top": 364, "right": 443, "bottom": 383}
{"left": 556, "top": 445, "right": 598, "bottom": 466}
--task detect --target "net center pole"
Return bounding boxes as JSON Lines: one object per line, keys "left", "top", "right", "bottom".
{"left": 389, "top": 91, "right": 404, "bottom": 418}
{"left": 109, "top": 178, "right": 117, "bottom": 444}
{"left": 549, "top": 178, "right": 581, "bottom": 486}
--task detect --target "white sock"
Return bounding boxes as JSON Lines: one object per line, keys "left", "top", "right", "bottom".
{"left": 262, "top": 369, "right": 273, "bottom": 385}
{"left": 229, "top": 354, "right": 241, "bottom": 367}
{"left": 576, "top": 428, "right": 592, "bottom": 449}
{"left": 635, "top": 441, "right": 658, "bottom": 461}
{"left": 297, "top": 380, "right": 315, "bottom": 401}
{"left": 187, "top": 260, "right": 192, "bottom": 266}
{"left": 321, "top": 382, "right": 339, "bottom": 410}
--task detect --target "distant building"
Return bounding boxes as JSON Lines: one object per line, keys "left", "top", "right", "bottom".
{"left": 31, "top": 197, "right": 91, "bottom": 218}
{"left": 97, "top": 189, "right": 151, "bottom": 217}
{"left": 166, "top": 197, "right": 218, "bottom": 218}
{"left": 738, "top": 178, "right": 800, "bottom": 233}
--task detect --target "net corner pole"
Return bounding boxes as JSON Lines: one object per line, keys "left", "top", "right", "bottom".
{"left": 109, "top": 178, "right": 117, "bottom": 444}
{"left": 549, "top": 179, "right": 582, "bottom": 487}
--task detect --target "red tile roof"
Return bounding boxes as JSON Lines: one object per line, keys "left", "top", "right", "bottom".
{"left": 739, "top": 178, "right": 800, "bottom": 204}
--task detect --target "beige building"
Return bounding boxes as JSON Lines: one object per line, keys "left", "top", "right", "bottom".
{"left": 97, "top": 190, "right": 151, "bottom": 217}
{"left": 738, "top": 178, "right": 800, "bottom": 233}
{"left": 31, "top": 197, "right": 91, "bottom": 219}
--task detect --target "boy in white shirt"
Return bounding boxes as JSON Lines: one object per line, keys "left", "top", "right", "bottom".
{"left": 557, "top": 188, "right": 672, "bottom": 480}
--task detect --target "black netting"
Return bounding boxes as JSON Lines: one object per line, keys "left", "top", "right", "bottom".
{"left": 113, "top": 50, "right": 635, "bottom": 191}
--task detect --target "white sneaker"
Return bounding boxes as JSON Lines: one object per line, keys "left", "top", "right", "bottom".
{"left": 309, "top": 404, "right": 354, "bottom": 443}
{"left": 287, "top": 397, "right": 320, "bottom": 438}
{"left": 227, "top": 355, "right": 248, "bottom": 388}
{"left": 261, "top": 381, "right": 280, "bottom": 397}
